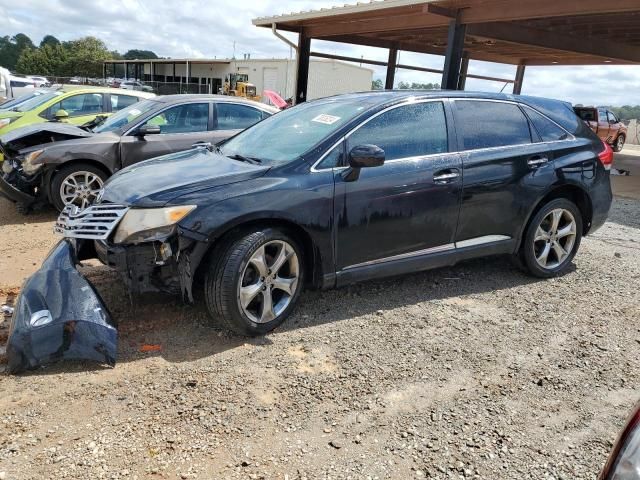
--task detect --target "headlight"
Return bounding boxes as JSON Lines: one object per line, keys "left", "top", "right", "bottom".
{"left": 0, "top": 117, "right": 17, "bottom": 129}
{"left": 21, "top": 149, "right": 45, "bottom": 175}
{"left": 113, "top": 206, "right": 196, "bottom": 244}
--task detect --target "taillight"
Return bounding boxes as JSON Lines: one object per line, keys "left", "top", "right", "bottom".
{"left": 598, "top": 140, "right": 614, "bottom": 171}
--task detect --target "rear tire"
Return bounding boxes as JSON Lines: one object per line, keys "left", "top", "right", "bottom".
{"left": 50, "top": 163, "right": 108, "bottom": 212}
{"left": 613, "top": 134, "right": 625, "bottom": 152}
{"left": 518, "top": 198, "right": 583, "bottom": 278}
{"left": 204, "top": 228, "right": 305, "bottom": 336}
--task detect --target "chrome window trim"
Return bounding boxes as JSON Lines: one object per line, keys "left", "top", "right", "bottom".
{"left": 452, "top": 98, "right": 576, "bottom": 151}
{"left": 311, "top": 97, "right": 576, "bottom": 173}
{"left": 310, "top": 98, "right": 448, "bottom": 173}
{"left": 342, "top": 234, "right": 512, "bottom": 271}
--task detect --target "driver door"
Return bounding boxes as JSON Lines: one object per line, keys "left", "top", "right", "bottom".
{"left": 119, "top": 102, "right": 216, "bottom": 168}
{"left": 334, "top": 100, "right": 461, "bottom": 271}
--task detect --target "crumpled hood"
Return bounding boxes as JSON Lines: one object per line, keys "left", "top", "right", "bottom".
{"left": 101, "top": 148, "right": 270, "bottom": 207}
{"left": 1, "top": 122, "right": 92, "bottom": 145}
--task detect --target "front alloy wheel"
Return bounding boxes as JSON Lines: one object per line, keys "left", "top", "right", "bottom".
{"left": 60, "top": 171, "right": 104, "bottom": 209}
{"left": 205, "top": 229, "right": 304, "bottom": 336}
{"left": 239, "top": 240, "right": 300, "bottom": 324}
{"left": 50, "top": 163, "right": 108, "bottom": 211}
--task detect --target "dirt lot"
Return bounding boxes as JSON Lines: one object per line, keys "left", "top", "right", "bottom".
{"left": 1, "top": 162, "right": 639, "bottom": 479}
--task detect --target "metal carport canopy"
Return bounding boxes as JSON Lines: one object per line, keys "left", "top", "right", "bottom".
{"left": 253, "top": 0, "right": 640, "bottom": 102}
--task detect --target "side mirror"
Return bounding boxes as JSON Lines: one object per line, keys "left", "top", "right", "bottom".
{"left": 609, "top": 119, "right": 617, "bottom": 125}
{"left": 54, "top": 109, "right": 69, "bottom": 120}
{"left": 348, "top": 144, "right": 385, "bottom": 168}
{"left": 138, "top": 124, "right": 161, "bottom": 136}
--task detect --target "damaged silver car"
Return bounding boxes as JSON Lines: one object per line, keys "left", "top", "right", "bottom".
{"left": 0, "top": 95, "right": 276, "bottom": 212}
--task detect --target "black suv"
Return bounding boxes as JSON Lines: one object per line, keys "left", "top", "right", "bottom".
{"left": 7, "top": 91, "right": 613, "bottom": 373}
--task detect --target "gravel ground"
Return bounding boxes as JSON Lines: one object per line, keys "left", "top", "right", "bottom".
{"left": 0, "top": 195, "right": 639, "bottom": 480}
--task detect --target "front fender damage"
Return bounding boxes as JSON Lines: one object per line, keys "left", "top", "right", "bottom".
{"left": 6, "top": 239, "right": 117, "bottom": 374}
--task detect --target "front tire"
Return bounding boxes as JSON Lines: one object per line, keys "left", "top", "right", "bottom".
{"left": 205, "top": 228, "right": 305, "bottom": 336}
{"left": 519, "top": 198, "right": 583, "bottom": 278}
{"left": 613, "top": 134, "right": 625, "bottom": 152}
{"left": 50, "top": 163, "right": 108, "bottom": 212}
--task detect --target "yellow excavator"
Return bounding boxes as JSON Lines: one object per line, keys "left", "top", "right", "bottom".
{"left": 222, "top": 73, "right": 261, "bottom": 101}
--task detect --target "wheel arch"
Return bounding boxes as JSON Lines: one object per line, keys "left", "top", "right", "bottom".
{"left": 193, "top": 216, "right": 324, "bottom": 290}
{"left": 516, "top": 183, "right": 593, "bottom": 252}
{"left": 45, "top": 159, "right": 112, "bottom": 201}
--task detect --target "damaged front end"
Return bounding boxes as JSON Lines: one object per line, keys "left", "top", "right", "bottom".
{"left": 6, "top": 239, "right": 117, "bottom": 374}
{"left": 0, "top": 124, "right": 93, "bottom": 208}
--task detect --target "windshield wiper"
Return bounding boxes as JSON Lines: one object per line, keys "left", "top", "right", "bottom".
{"left": 226, "top": 153, "right": 262, "bottom": 165}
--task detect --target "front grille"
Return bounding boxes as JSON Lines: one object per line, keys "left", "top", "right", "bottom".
{"left": 54, "top": 204, "right": 129, "bottom": 240}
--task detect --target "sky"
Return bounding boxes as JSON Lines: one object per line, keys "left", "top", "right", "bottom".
{"left": 2, "top": 0, "right": 640, "bottom": 106}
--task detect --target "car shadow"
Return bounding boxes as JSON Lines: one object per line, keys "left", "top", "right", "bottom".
{"left": 0, "top": 197, "right": 57, "bottom": 228}
{"left": 20, "top": 254, "right": 557, "bottom": 377}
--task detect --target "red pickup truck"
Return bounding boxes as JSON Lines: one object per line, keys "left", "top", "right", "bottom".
{"left": 574, "top": 106, "right": 627, "bottom": 152}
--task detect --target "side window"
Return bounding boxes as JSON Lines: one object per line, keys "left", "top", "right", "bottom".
{"left": 143, "top": 103, "right": 209, "bottom": 134}
{"left": 111, "top": 94, "right": 139, "bottom": 112}
{"left": 454, "top": 101, "right": 532, "bottom": 150}
{"left": 607, "top": 111, "right": 618, "bottom": 124}
{"left": 216, "top": 103, "right": 265, "bottom": 130}
{"left": 316, "top": 143, "right": 344, "bottom": 170}
{"left": 598, "top": 108, "right": 608, "bottom": 122}
{"left": 347, "top": 102, "right": 448, "bottom": 161}
{"left": 523, "top": 106, "right": 568, "bottom": 142}
{"left": 48, "top": 93, "right": 104, "bottom": 118}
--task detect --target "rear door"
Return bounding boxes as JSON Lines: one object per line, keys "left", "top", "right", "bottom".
{"left": 334, "top": 100, "right": 461, "bottom": 270}
{"left": 119, "top": 101, "right": 212, "bottom": 167}
{"left": 452, "top": 99, "right": 558, "bottom": 246}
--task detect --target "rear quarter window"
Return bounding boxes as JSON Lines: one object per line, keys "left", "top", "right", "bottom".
{"left": 522, "top": 106, "right": 569, "bottom": 142}
{"left": 454, "top": 100, "right": 532, "bottom": 151}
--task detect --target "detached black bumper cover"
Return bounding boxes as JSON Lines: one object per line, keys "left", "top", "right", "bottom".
{"left": 7, "top": 240, "right": 117, "bottom": 374}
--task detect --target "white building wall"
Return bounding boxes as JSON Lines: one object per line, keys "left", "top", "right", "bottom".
{"left": 141, "top": 58, "right": 373, "bottom": 100}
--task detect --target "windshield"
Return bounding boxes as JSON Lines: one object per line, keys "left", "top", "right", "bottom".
{"left": 93, "top": 99, "right": 159, "bottom": 133}
{"left": 15, "top": 91, "right": 64, "bottom": 112}
{"left": 220, "top": 98, "right": 370, "bottom": 165}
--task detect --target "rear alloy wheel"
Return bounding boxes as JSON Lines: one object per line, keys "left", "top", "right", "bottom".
{"left": 519, "top": 198, "right": 583, "bottom": 278}
{"left": 205, "top": 229, "right": 304, "bottom": 336}
{"left": 50, "top": 163, "right": 108, "bottom": 211}
{"left": 613, "top": 134, "right": 625, "bottom": 153}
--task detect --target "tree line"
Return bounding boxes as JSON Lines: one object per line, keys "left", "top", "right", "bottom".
{"left": 372, "top": 78, "right": 441, "bottom": 90}
{"left": 0, "top": 33, "right": 159, "bottom": 78}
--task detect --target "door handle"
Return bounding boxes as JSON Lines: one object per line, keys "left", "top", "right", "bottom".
{"left": 433, "top": 169, "right": 460, "bottom": 184}
{"left": 527, "top": 156, "right": 549, "bottom": 167}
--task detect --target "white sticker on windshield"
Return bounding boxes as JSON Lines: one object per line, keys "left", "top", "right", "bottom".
{"left": 312, "top": 114, "right": 341, "bottom": 125}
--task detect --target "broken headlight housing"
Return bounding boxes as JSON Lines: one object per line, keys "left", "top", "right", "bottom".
{"left": 21, "top": 149, "right": 45, "bottom": 175}
{"left": 113, "top": 206, "right": 196, "bottom": 244}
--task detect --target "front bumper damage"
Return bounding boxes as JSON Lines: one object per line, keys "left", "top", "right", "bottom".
{"left": 0, "top": 159, "right": 39, "bottom": 206}
{"left": 6, "top": 239, "right": 117, "bottom": 374}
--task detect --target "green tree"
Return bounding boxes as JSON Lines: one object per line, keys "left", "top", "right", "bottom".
{"left": 0, "top": 33, "right": 35, "bottom": 70}
{"left": 123, "top": 49, "right": 158, "bottom": 60}
{"left": 16, "top": 43, "right": 68, "bottom": 75}
{"left": 371, "top": 78, "right": 384, "bottom": 90}
{"left": 61, "top": 37, "right": 111, "bottom": 77}
{"left": 40, "top": 35, "right": 60, "bottom": 48}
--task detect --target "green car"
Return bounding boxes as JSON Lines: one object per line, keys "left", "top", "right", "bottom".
{"left": 0, "top": 87, "right": 155, "bottom": 136}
